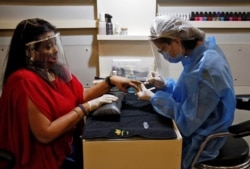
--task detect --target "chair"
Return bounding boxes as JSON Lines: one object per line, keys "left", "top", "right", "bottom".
{"left": 192, "top": 95, "right": 250, "bottom": 169}
{"left": 0, "top": 149, "right": 15, "bottom": 169}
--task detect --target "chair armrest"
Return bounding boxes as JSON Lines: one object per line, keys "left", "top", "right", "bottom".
{"left": 236, "top": 94, "right": 250, "bottom": 110}
{"left": 0, "top": 149, "right": 15, "bottom": 169}
{"left": 228, "top": 120, "right": 250, "bottom": 137}
{"left": 191, "top": 132, "right": 232, "bottom": 168}
{"left": 191, "top": 120, "right": 250, "bottom": 168}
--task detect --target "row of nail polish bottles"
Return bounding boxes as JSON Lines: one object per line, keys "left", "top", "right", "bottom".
{"left": 190, "top": 12, "right": 250, "bottom": 21}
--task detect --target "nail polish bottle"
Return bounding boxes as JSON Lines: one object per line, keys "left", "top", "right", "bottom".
{"left": 203, "top": 12, "right": 208, "bottom": 21}
{"left": 220, "top": 12, "right": 225, "bottom": 21}
{"left": 199, "top": 12, "right": 204, "bottom": 21}
{"left": 224, "top": 12, "right": 229, "bottom": 21}
{"left": 242, "top": 12, "right": 247, "bottom": 21}
{"left": 246, "top": 12, "right": 250, "bottom": 21}
{"left": 190, "top": 11, "right": 195, "bottom": 21}
{"left": 233, "top": 12, "right": 238, "bottom": 21}
{"left": 237, "top": 12, "right": 242, "bottom": 21}
{"left": 216, "top": 12, "right": 221, "bottom": 21}
{"left": 212, "top": 12, "right": 217, "bottom": 21}
{"left": 195, "top": 12, "right": 199, "bottom": 21}
{"left": 229, "top": 12, "right": 234, "bottom": 21}
{"left": 208, "top": 12, "right": 213, "bottom": 21}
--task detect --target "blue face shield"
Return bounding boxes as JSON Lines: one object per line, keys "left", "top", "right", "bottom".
{"left": 161, "top": 51, "right": 184, "bottom": 63}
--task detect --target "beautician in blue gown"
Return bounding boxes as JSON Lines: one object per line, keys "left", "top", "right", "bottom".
{"left": 137, "top": 15, "right": 236, "bottom": 169}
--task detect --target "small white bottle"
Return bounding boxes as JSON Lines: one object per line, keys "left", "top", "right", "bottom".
{"left": 98, "top": 13, "right": 106, "bottom": 35}
{"left": 114, "top": 22, "right": 120, "bottom": 35}
{"left": 112, "top": 70, "right": 117, "bottom": 76}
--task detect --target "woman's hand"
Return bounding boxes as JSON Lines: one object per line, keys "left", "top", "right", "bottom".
{"left": 110, "top": 76, "right": 141, "bottom": 92}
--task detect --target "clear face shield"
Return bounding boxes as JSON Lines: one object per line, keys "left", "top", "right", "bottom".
{"left": 25, "top": 32, "right": 72, "bottom": 82}
{"left": 149, "top": 41, "right": 169, "bottom": 80}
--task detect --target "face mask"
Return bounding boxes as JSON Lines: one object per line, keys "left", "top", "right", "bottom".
{"left": 162, "top": 51, "right": 184, "bottom": 63}
{"left": 161, "top": 45, "right": 184, "bottom": 63}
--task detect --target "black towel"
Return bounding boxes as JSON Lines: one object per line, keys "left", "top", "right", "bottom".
{"left": 82, "top": 93, "right": 177, "bottom": 139}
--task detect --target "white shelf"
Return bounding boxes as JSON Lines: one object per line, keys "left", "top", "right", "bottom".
{"left": 190, "top": 21, "right": 250, "bottom": 28}
{"left": 0, "top": 19, "right": 97, "bottom": 30}
{"left": 97, "top": 21, "right": 250, "bottom": 41}
{"left": 54, "top": 20, "right": 97, "bottom": 29}
{"left": 97, "top": 35, "right": 150, "bottom": 41}
{"left": 3, "top": 20, "right": 248, "bottom": 30}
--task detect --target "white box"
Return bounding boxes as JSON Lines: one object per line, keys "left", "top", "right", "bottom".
{"left": 83, "top": 122, "right": 182, "bottom": 169}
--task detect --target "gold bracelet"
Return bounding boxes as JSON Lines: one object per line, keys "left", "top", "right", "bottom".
{"left": 73, "top": 109, "right": 81, "bottom": 119}
{"left": 78, "top": 104, "right": 88, "bottom": 116}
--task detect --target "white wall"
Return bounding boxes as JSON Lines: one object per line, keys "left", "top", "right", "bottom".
{"left": 0, "top": 1, "right": 98, "bottom": 88}
{"left": 0, "top": 33, "right": 98, "bottom": 89}
{"left": 1, "top": 0, "right": 250, "bottom": 146}
{"left": 0, "top": 2, "right": 97, "bottom": 29}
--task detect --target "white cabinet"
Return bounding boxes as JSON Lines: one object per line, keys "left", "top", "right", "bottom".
{"left": 97, "top": 0, "right": 156, "bottom": 36}
{"left": 96, "top": 0, "right": 250, "bottom": 78}
{"left": 96, "top": 0, "right": 156, "bottom": 77}
{"left": 0, "top": 1, "right": 97, "bottom": 29}
{"left": 157, "top": 0, "right": 250, "bottom": 29}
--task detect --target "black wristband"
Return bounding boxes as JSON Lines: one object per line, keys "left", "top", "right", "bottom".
{"left": 105, "top": 76, "right": 114, "bottom": 88}
{"left": 78, "top": 104, "right": 88, "bottom": 116}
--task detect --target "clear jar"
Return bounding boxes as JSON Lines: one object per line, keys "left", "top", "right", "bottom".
{"left": 120, "top": 27, "right": 128, "bottom": 35}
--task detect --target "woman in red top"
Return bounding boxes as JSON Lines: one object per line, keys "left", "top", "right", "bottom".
{"left": 0, "top": 18, "right": 140, "bottom": 169}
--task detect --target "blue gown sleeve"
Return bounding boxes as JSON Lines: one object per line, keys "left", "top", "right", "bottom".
{"left": 161, "top": 78, "right": 176, "bottom": 94}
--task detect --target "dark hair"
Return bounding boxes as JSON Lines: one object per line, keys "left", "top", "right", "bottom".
{"left": 3, "top": 18, "right": 56, "bottom": 85}
{"left": 152, "top": 37, "right": 173, "bottom": 45}
{"left": 181, "top": 39, "right": 199, "bottom": 50}
{"left": 153, "top": 37, "right": 198, "bottom": 50}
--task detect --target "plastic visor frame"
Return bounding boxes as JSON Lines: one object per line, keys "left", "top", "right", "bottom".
{"left": 150, "top": 35, "right": 196, "bottom": 41}
{"left": 25, "top": 32, "right": 60, "bottom": 48}
{"left": 149, "top": 35, "right": 160, "bottom": 40}
{"left": 149, "top": 35, "right": 175, "bottom": 40}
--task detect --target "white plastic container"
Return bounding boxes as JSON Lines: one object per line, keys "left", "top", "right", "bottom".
{"left": 120, "top": 27, "right": 128, "bottom": 35}
{"left": 98, "top": 13, "right": 106, "bottom": 35}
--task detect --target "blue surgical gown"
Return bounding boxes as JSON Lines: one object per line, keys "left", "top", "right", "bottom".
{"left": 150, "top": 37, "right": 235, "bottom": 169}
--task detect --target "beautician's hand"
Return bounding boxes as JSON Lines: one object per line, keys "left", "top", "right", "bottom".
{"left": 88, "top": 94, "right": 118, "bottom": 111}
{"left": 137, "top": 83, "right": 154, "bottom": 101}
{"left": 110, "top": 76, "right": 141, "bottom": 93}
{"left": 145, "top": 71, "right": 165, "bottom": 89}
